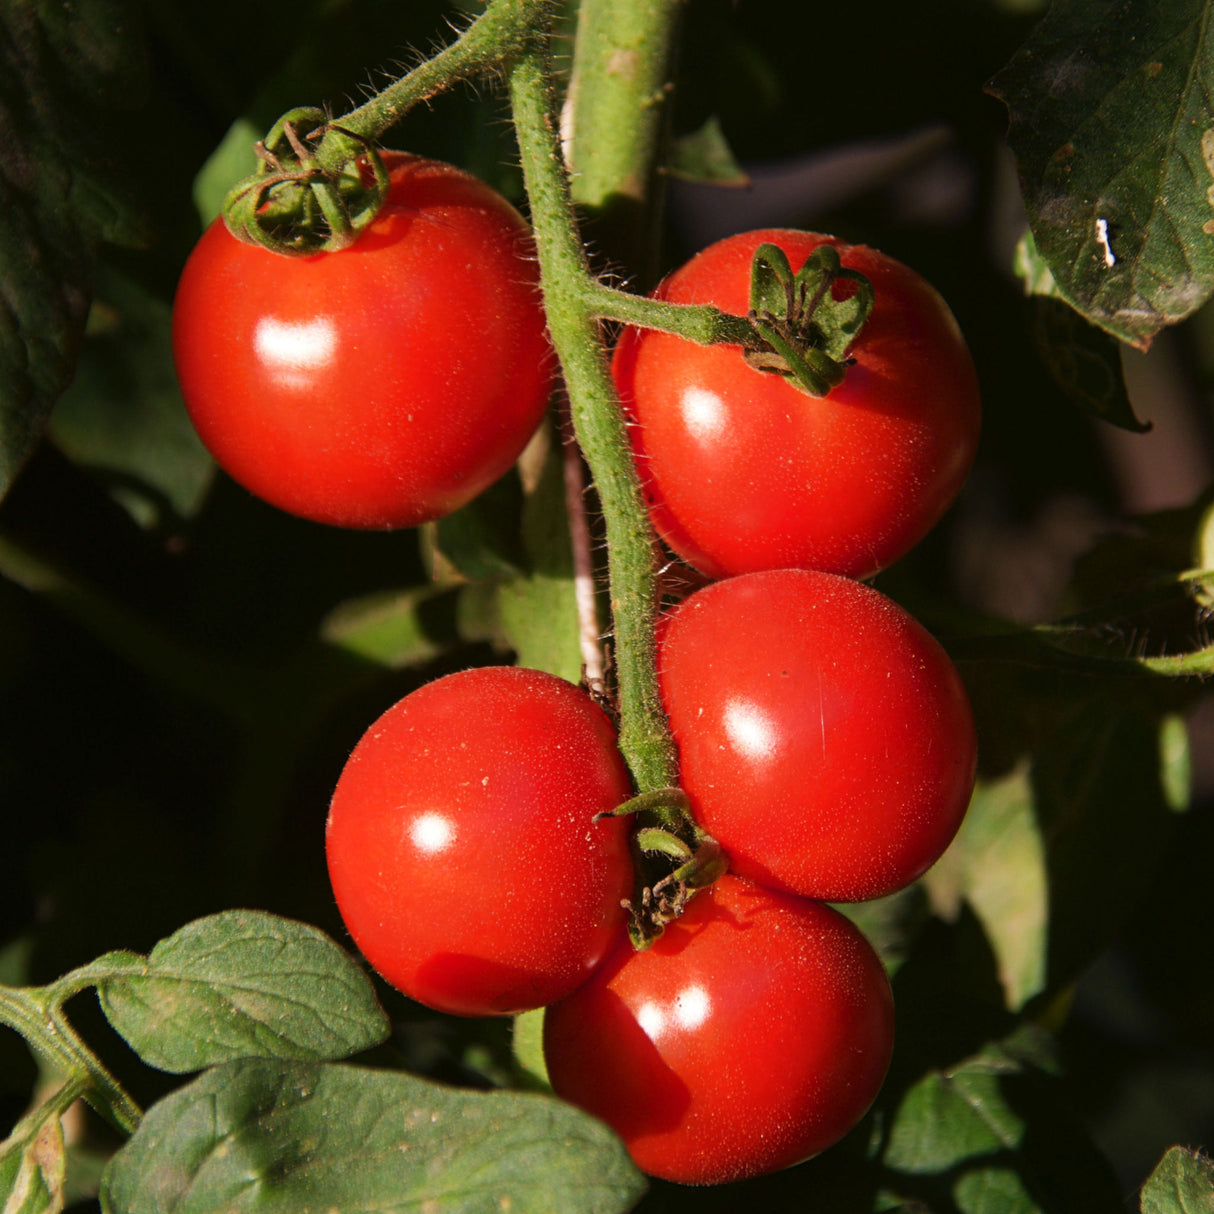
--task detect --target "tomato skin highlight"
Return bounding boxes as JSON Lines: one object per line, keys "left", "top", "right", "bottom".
{"left": 659, "top": 569, "right": 977, "bottom": 903}
{"left": 613, "top": 229, "right": 980, "bottom": 579}
{"left": 543, "top": 874, "right": 895, "bottom": 1186}
{"left": 172, "top": 153, "right": 553, "bottom": 529}
{"left": 325, "top": 666, "right": 634, "bottom": 1017}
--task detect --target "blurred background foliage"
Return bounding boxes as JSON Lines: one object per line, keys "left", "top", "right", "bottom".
{"left": 2, "top": 0, "right": 1214, "bottom": 1209}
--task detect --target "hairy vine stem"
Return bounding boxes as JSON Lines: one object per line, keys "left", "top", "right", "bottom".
{"left": 0, "top": 982, "right": 142, "bottom": 1135}
{"left": 509, "top": 42, "right": 680, "bottom": 801}
{"left": 313, "top": 0, "right": 555, "bottom": 169}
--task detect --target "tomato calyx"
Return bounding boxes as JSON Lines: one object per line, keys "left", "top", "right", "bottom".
{"left": 744, "top": 242, "right": 874, "bottom": 396}
{"left": 596, "top": 787, "right": 727, "bottom": 948}
{"left": 222, "top": 108, "right": 390, "bottom": 256}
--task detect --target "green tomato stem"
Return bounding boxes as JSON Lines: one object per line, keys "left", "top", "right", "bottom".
{"left": 0, "top": 983, "right": 142, "bottom": 1135}
{"left": 581, "top": 280, "right": 757, "bottom": 346}
{"left": 317, "top": 0, "right": 553, "bottom": 167}
{"left": 509, "top": 43, "right": 678, "bottom": 799}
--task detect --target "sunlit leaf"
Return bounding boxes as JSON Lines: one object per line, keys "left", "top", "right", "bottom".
{"left": 496, "top": 423, "right": 585, "bottom": 683}
{"left": 0, "top": 1100, "right": 66, "bottom": 1214}
{"left": 1141, "top": 1147, "right": 1214, "bottom": 1214}
{"left": 668, "top": 116, "right": 751, "bottom": 186}
{"left": 321, "top": 583, "right": 483, "bottom": 668}
{"left": 95, "top": 911, "right": 388, "bottom": 1073}
{"left": 99, "top": 1058, "right": 646, "bottom": 1214}
{"left": 989, "top": 0, "right": 1214, "bottom": 348}
{"left": 511, "top": 1008, "right": 551, "bottom": 1091}
{"left": 924, "top": 765, "right": 1049, "bottom": 1010}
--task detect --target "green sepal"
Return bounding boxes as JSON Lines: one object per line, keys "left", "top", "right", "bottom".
{"left": 221, "top": 109, "right": 390, "bottom": 257}
{"left": 634, "top": 827, "right": 693, "bottom": 861}
{"left": 595, "top": 786, "right": 691, "bottom": 823}
{"left": 745, "top": 241, "right": 874, "bottom": 397}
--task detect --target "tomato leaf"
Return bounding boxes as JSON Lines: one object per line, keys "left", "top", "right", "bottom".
{"left": 0, "top": 1100, "right": 66, "bottom": 1214}
{"left": 511, "top": 1008, "right": 552, "bottom": 1091}
{"left": 496, "top": 424, "right": 585, "bottom": 683}
{"left": 321, "top": 583, "right": 496, "bottom": 669}
{"left": 93, "top": 911, "right": 388, "bottom": 1073}
{"left": 1034, "top": 703, "right": 1185, "bottom": 988}
{"left": 429, "top": 469, "right": 528, "bottom": 582}
{"left": 1012, "top": 229, "right": 1148, "bottom": 433}
{"left": 923, "top": 764, "right": 1048, "bottom": 1011}
{"left": 988, "top": 0, "right": 1214, "bottom": 349}
{"left": 881, "top": 1028, "right": 1125, "bottom": 1213}
{"left": 98, "top": 1058, "right": 646, "bottom": 1214}
{"left": 667, "top": 116, "right": 751, "bottom": 186}
{"left": 0, "top": 0, "right": 150, "bottom": 503}
{"left": 46, "top": 268, "right": 215, "bottom": 529}
{"left": 1140, "top": 1147, "right": 1214, "bottom": 1214}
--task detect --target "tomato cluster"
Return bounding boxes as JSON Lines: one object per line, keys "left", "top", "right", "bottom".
{"left": 541, "top": 231, "right": 978, "bottom": 1184}
{"left": 175, "top": 187, "right": 978, "bottom": 1187}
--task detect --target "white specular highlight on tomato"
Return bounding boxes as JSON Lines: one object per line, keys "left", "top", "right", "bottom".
{"left": 253, "top": 316, "right": 339, "bottom": 389}
{"left": 635, "top": 983, "right": 713, "bottom": 1042}
{"left": 409, "top": 811, "right": 456, "bottom": 854}
{"left": 680, "top": 386, "right": 728, "bottom": 445}
{"left": 722, "top": 698, "right": 779, "bottom": 761}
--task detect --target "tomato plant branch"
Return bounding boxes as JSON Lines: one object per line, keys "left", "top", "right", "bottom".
{"left": 508, "top": 43, "right": 678, "bottom": 803}
{"left": 564, "top": 0, "right": 687, "bottom": 281}
{"left": 580, "top": 280, "right": 757, "bottom": 346}
{"left": 315, "top": 0, "right": 553, "bottom": 167}
{"left": 0, "top": 983, "right": 142, "bottom": 1135}
{"left": 225, "top": 0, "right": 554, "bottom": 252}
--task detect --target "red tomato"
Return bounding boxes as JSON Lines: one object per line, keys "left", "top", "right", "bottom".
{"left": 543, "top": 874, "right": 895, "bottom": 1185}
{"left": 659, "top": 569, "right": 976, "bottom": 902}
{"left": 325, "top": 666, "right": 634, "bottom": 1016}
{"left": 613, "top": 229, "right": 980, "bottom": 579}
{"left": 172, "top": 152, "right": 553, "bottom": 529}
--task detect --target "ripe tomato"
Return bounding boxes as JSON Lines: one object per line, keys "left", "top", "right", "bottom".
{"left": 659, "top": 569, "right": 976, "bottom": 902}
{"left": 543, "top": 874, "right": 895, "bottom": 1185}
{"left": 613, "top": 229, "right": 980, "bottom": 579}
{"left": 172, "top": 152, "right": 553, "bottom": 529}
{"left": 325, "top": 666, "right": 633, "bottom": 1016}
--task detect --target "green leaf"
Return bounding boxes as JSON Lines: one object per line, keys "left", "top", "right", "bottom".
{"left": 0, "top": 0, "right": 150, "bottom": 502}
{"left": 1014, "top": 225, "right": 1144, "bottom": 431}
{"left": 46, "top": 267, "right": 215, "bottom": 528}
{"left": 924, "top": 764, "right": 1049, "bottom": 1010}
{"left": 511, "top": 1008, "right": 552, "bottom": 1091}
{"left": 0, "top": 1099, "right": 66, "bottom": 1214}
{"left": 1028, "top": 295, "right": 1148, "bottom": 433}
{"left": 668, "top": 116, "right": 751, "bottom": 186}
{"left": 192, "top": 118, "right": 262, "bottom": 227}
{"left": 496, "top": 424, "right": 584, "bottom": 682}
{"left": 881, "top": 1028, "right": 1125, "bottom": 1213}
{"left": 94, "top": 911, "right": 388, "bottom": 1073}
{"left": 988, "top": 0, "right": 1214, "bottom": 348}
{"left": 321, "top": 583, "right": 493, "bottom": 669}
{"left": 1034, "top": 703, "right": 1182, "bottom": 987}
{"left": 99, "top": 1058, "right": 646, "bottom": 1214}
{"left": 1141, "top": 1147, "right": 1214, "bottom": 1214}
{"left": 430, "top": 469, "right": 528, "bottom": 582}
